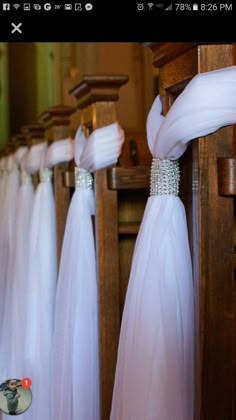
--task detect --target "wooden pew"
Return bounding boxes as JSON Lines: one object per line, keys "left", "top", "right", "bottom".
{"left": 146, "top": 42, "right": 236, "bottom": 420}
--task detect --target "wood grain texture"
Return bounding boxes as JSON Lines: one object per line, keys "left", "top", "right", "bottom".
{"left": 94, "top": 168, "right": 121, "bottom": 420}
{"left": 217, "top": 158, "right": 236, "bottom": 196}
{"left": 69, "top": 74, "right": 129, "bottom": 109}
{"left": 107, "top": 166, "right": 150, "bottom": 190}
{"left": 146, "top": 42, "right": 197, "bottom": 67}
{"left": 198, "top": 44, "right": 236, "bottom": 420}
{"left": 118, "top": 130, "right": 152, "bottom": 167}
{"left": 93, "top": 104, "right": 122, "bottom": 420}
{"left": 38, "top": 105, "right": 76, "bottom": 132}
{"left": 21, "top": 123, "right": 45, "bottom": 146}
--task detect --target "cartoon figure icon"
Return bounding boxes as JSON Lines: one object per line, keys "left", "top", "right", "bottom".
{"left": 4, "top": 379, "right": 21, "bottom": 415}
{"left": 0, "top": 378, "right": 32, "bottom": 415}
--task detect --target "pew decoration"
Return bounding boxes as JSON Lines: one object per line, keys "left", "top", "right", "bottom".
{"left": 110, "top": 66, "right": 236, "bottom": 420}
{"left": 10, "top": 149, "right": 34, "bottom": 379}
{"left": 0, "top": 155, "right": 9, "bottom": 321}
{"left": 51, "top": 122, "right": 124, "bottom": 420}
{"left": 9, "top": 140, "right": 46, "bottom": 374}
{"left": 1, "top": 144, "right": 34, "bottom": 420}
{"left": 23, "top": 138, "right": 73, "bottom": 420}
{"left": 0, "top": 144, "right": 27, "bottom": 380}
{"left": 0, "top": 156, "right": 7, "bottom": 213}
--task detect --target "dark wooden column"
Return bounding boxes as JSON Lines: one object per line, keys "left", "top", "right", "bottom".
{"left": 70, "top": 75, "right": 128, "bottom": 420}
{"left": 38, "top": 105, "right": 75, "bottom": 264}
{"left": 11, "top": 133, "right": 26, "bottom": 146}
{"left": 21, "top": 124, "right": 45, "bottom": 146}
{"left": 147, "top": 43, "right": 236, "bottom": 420}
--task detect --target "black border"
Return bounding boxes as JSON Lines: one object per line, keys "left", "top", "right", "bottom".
{"left": 0, "top": 1, "right": 235, "bottom": 42}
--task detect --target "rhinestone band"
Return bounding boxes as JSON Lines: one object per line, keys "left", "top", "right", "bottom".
{"left": 150, "top": 158, "right": 180, "bottom": 196}
{"left": 40, "top": 168, "right": 53, "bottom": 183}
{"left": 74, "top": 166, "right": 93, "bottom": 191}
{"left": 21, "top": 170, "right": 32, "bottom": 185}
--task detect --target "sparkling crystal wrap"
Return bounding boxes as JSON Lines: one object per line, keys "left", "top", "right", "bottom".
{"left": 40, "top": 168, "right": 53, "bottom": 183}
{"left": 150, "top": 158, "right": 180, "bottom": 196}
{"left": 74, "top": 166, "right": 93, "bottom": 191}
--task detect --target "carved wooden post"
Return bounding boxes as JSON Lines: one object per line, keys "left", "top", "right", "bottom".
{"left": 38, "top": 105, "right": 75, "bottom": 263}
{"left": 21, "top": 124, "right": 45, "bottom": 147}
{"left": 70, "top": 75, "right": 128, "bottom": 420}
{"left": 147, "top": 43, "right": 236, "bottom": 420}
{"left": 12, "top": 133, "right": 27, "bottom": 147}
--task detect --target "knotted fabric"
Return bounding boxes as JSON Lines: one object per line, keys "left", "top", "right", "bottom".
{"left": 0, "top": 149, "right": 25, "bottom": 380}
{"left": 0, "top": 147, "right": 28, "bottom": 420}
{"left": 23, "top": 138, "right": 73, "bottom": 420}
{"left": 110, "top": 66, "right": 236, "bottom": 420}
{"left": 10, "top": 147, "right": 34, "bottom": 377}
{"left": 51, "top": 123, "right": 124, "bottom": 420}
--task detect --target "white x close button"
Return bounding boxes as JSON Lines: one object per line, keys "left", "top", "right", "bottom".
{"left": 11, "top": 22, "right": 22, "bottom": 34}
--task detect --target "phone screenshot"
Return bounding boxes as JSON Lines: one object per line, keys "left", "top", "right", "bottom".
{"left": 0, "top": 1, "right": 235, "bottom": 419}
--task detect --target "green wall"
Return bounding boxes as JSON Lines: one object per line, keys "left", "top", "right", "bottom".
{"left": 0, "top": 43, "right": 57, "bottom": 146}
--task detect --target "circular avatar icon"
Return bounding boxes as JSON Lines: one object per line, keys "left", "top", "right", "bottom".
{"left": 0, "top": 378, "right": 32, "bottom": 415}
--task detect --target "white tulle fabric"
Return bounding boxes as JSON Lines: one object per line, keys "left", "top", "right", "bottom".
{"left": 0, "top": 150, "right": 23, "bottom": 381}
{"left": 51, "top": 122, "right": 124, "bottom": 420}
{"left": 14, "top": 145, "right": 28, "bottom": 166}
{"left": 24, "top": 142, "right": 48, "bottom": 175}
{"left": 151, "top": 66, "right": 236, "bottom": 160}
{"left": 0, "top": 155, "right": 9, "bottom": 420}
{"left": 0, "top": 145, "right": 46, "bottom": 420}
{"left": 0, "top": 157, "right": 7, "bottom": 209}
{"left": 110, "top": 66, "right": 236, "bottom": 420}
{"left": 10, "top": 151, "right": 34, "bottom": 379}
{"left": 0, "top": 157, "right": 8, "bottom": 245}
{"left": 45, "top": 137, "right": 74, "bottom": 168}
{"left": 0, "top": 148, "right": 32, "bottom": 420}
{"left": 23, "top": 138, "right": 73, "bottom": 420}
{"left": 0, "top": 156, "right": 10, "bottom": 323}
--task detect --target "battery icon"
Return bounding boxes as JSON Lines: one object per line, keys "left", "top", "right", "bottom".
{"left": 192, "top": 3, "right": 198, "bottom": 10}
